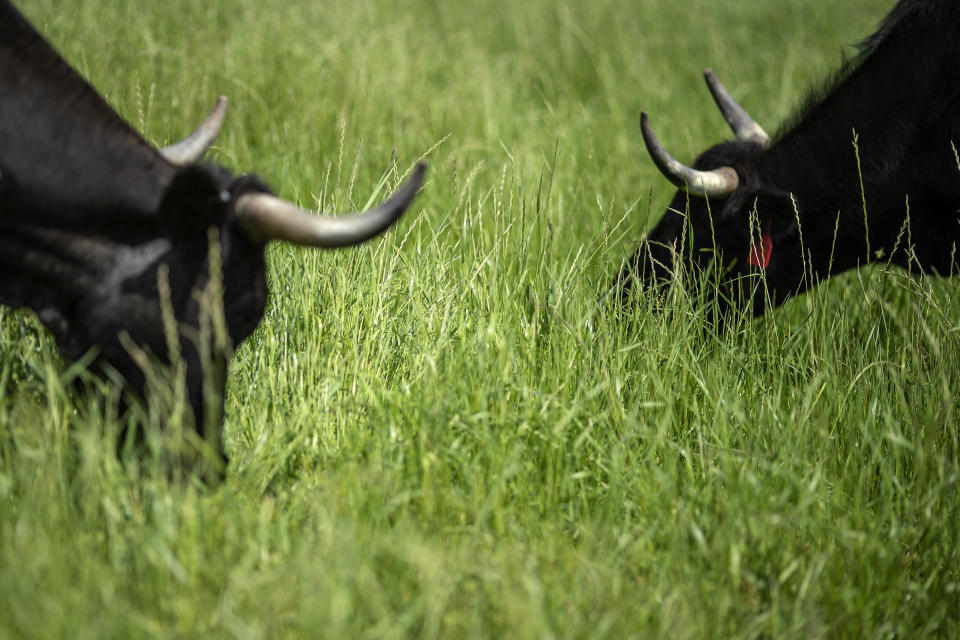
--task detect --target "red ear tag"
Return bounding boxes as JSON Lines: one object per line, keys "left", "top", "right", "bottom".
{"left": 748, "top": 224, "right": 773, "bottom": 269}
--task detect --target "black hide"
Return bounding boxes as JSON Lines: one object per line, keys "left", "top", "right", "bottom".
{"left": 619, "top": 0, "right": 960, "bottom": 316}
{"left": 0, "top": 1, "right": 272, "bottom": 460}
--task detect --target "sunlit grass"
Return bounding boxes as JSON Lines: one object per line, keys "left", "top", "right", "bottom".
{"left": 2, "top": 0, "right": 958, "bottom": 637}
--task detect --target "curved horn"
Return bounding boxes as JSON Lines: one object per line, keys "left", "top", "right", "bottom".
{"left": 160, "top": 96, "right": 228, "bottom": 164}
{"left": 703, "top": 69, "right": 770, "bottom": 147}
{"left": 641, "top": 113, "right": 739, "bottom": 198}
{"left": 234, "top": 162, "right": 427, "bottom": 247}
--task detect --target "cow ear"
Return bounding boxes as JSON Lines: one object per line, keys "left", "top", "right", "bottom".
{"left": 751, "top": 188, "right": 796, "bottom": 241}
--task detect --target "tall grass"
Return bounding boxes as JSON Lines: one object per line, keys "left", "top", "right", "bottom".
{"left": 2, "top": 0, "right": 958, "bottom": 637}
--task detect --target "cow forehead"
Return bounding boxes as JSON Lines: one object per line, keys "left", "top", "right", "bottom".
{"left": 692, "top": 140, "right": 762, "bottom": 171}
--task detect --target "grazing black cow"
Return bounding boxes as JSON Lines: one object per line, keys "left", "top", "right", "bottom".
{"left": 617, "top": 0, "right": 960, "bottom": 316}
{"left": 0, "top": 0, "right": 426, "bottom": 465}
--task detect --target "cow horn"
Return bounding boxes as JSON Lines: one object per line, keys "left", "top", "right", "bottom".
{"left": 160, "top": 96, "right": 228, "bottom": 164}
{"left": 234, "top": 162, "right": 427, "bottom": 247}
{"left": 641, "top": 113, "right": 739, "bottom": 198}
{"left": 703, "top": 69, "right": 770, "bottom": 147}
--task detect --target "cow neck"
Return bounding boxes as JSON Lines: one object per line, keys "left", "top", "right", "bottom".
{"left": 761, "top": 16, "right": 960, "bottom": 270}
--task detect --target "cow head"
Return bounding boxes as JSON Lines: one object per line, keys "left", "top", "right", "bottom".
{"left": 0, "top": 0, "right": 426, "bottom": 469}
{"left": 617, "top": 70, "right": 804, "bottom": 317}
{"left": 1, "top": 90, "right": 426, "bottom": 463}
{"left": 54, "top": 125, "right": 427, "bottom": 451}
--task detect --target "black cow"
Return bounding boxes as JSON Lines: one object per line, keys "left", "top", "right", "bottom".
{"left": 617, "top": 0, "right": 960, "bottom": 316}
{"left": 0, "top": 0, "right": 426, "bottom": 465}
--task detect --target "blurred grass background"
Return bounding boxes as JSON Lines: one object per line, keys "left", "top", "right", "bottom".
{"left": 2, "top": 0, "right": 958, "bottom": 637}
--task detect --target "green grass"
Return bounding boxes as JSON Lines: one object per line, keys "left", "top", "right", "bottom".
{"left": 2, "top": 0, "right": 959, "bottom": 637}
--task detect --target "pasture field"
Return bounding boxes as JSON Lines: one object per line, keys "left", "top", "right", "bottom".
{"left": 2, "top": 0, "right": 959, "bottom": 637}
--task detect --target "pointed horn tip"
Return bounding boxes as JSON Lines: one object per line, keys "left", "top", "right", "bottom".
{"left": 394, "top": 161, "right": 428, "bottom": 200}
{"left": 159, "top": 94, "right": 230, "bottom": 164}
{"left": 703, "top": 68, "right": 726, "bottom": 96}
{"left": 412, "top": 160, "right": 428, "bottom": 184}
{"left": 638, "top": 110, "right": 739, "bottom": 197}
{"left": 701, "top": 69, "right": 771, "bottom": 147}
{"left": 211, "top": 95, "right": 228, "bottom": 118}
{"left": 392, "top": 161, "right": 428, "bottom": 210}
{"left": 703, "top": 68, "right": 721, "bottom": 90}
{"left": 639, "top": 112, "right": 661, "bottom": 150}
{"left": 232, "top": 161, "right": 427, "bottom": 248}
{"left": 212, "top": 96, "right": 228, "bottom": 115}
